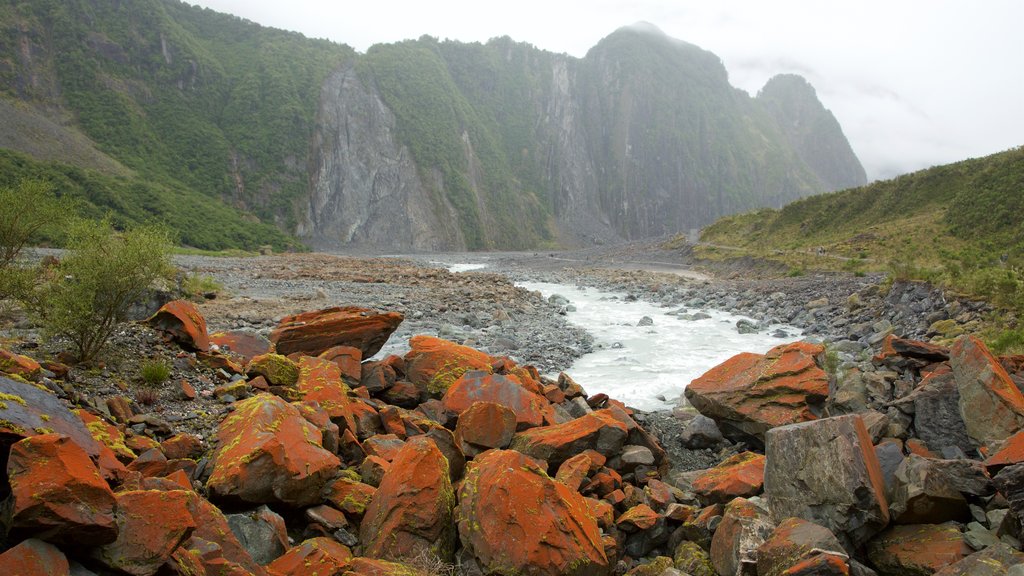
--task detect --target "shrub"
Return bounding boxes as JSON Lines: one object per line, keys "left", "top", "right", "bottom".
{"left": 0, "top": 179, "right": 71, "bottom": 268}
{"left": 140, "top": 358, "right": 171, "bottom": 385}
{"left": 181, "top": 273, "right": 223, "bottom": 300}
{"left": 22, "top": 218, "right": 172, "bottom": 361}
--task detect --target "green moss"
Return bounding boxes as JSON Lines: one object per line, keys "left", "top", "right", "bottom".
{"left": 247, "top": 354, "right": 300, "bottom": 387}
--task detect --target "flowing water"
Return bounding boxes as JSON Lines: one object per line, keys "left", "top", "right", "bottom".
{"left": 517, "top": 281, "right": 799, "bottom": 411}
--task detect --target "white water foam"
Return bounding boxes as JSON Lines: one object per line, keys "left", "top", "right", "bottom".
{"left": 518, "top": 281, "right": 799, "bottom": 411}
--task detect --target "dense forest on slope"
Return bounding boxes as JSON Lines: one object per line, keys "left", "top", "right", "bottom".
{"left": 0, "top": 2, "right": 865, "bottom": 251}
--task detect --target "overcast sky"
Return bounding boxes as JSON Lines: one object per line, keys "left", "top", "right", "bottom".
{"left": 190, "top": 0, "right": 1023, "bottom": 181}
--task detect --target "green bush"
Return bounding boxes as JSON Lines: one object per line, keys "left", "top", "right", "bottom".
{"left": 0, "top": 179, "right": 71, "bottom": 268}
{"left": 22, "top": 218, "right": 172, "bottom": 361}
{"left": 139, "top": 358, "right": 171, "bottom": 385}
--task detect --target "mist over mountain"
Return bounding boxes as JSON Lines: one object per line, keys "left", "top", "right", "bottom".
{"left": 0, "top": 2, "right": 865, "bottom": 251}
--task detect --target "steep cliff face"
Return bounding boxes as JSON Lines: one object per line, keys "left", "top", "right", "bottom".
{"left": 302, "top": 27, "right": 867, "bottom": 250}
{"left": 301, "top": 65, "right": 463, "bottom": 251}
{"left": 757, "top": 74, "right": 867, "bottom": 191}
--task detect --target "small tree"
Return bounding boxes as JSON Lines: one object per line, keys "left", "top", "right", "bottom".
{"left": 24, "top": 218, "right": 172, "bottom": 361}
{"left": 0, "top": 179, "right": 69, "bottom": 268}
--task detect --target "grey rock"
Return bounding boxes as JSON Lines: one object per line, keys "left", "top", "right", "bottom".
{"left": 874, "top": 441, "right": 905, "bottom": 503}
{"left": 933, "top": 542, "right": 1024, "bottom": 575}
{"left": 638, "top": 315, "right": 654, "bottom": 326}
{"left": 736, "top": 319, "right": 758, "bottom": 334}
{"left": 912, "top": 371, "right": 975, "bottom": 455}
{"left": 226, "top": 505, "right": 289, "bottom": 565}
{"left": 890, "top": 454, "right": 970, "bottom": 524}
{"left": 764, "top": 415, "right": 889, "bottom": 553}
{"left": 620, "top": 445, "right": 656, "bottom": 466}
{"left": 680, "top": 415, "right": 726, "bottom": 449}
{"left": 710, "top": 498, "right": 775, "bottom": 576}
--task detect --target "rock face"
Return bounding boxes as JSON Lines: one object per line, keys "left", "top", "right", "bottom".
{"left": 764, "top": 415, "right": 889, "bottom": 552}
{"left": 456, "top": 450, "right": 610, "bottom": 576}
{"left": 360, "top": 437, "right": 456, "bottom": 563}
{"left": 206, "top": 394, "right": 340, "bottom": 506}
{"left": 684, "top": 341, "right": 829, "bottom": 441}
{"left": 269, "top": 306, "right": 403, "bottom": 358}
{"left": 950, "top": 335, "right": 1024, "bottom": 446}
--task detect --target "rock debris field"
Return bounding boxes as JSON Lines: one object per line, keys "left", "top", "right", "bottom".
{"left": 0, "top": 250, "right": 1023, "bottom": 575}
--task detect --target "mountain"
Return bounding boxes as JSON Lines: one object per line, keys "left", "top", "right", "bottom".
{"left": 0, "top": 3, "right": 866, "bottom": 251}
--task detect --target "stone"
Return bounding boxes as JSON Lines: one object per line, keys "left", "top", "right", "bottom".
{"left": 346, "top": 557, "right": 429, "bottom": 575}
{"left": 318, "top": 345, "right": 363, "bottom": 385}
{"left": 757, "top": 517, "right": 848, "bottom": 576}
{"left": 764, "top": 415, "right": 890, "bottom": 553}
{"left": 684, "top": 341, "right": 828, "bottom": 441}
{"left": 404, "top": 335, "right": 494, "bottom": 397}
{"left": 265, "top": 537, "right": 352, "bottom": 576}
{"left": 245, "top": 353, "right": 300, "bottom": 388}
{"left": 323, "top": 476, "right": 377, "bottom": 521}
{"left": 161, "top": 433, "right": 204, "bottom": 460}
{"left": 93, "top": 490, "right": 198, "bottom": 576}
{"left": 672, "top": 541, "right": 715, "bottom": 576}
{"left": 0, "top": 376, "right": 107, "bottom": 462}
{"left": 0, "top": 539, "right": 70, "bottom": 576}
{"left": 994, "top": 463, "right": 1024, "bottom": 537}
{"left": 455, "top": 401, "right": 516, "bottom": 455}
{"left": 0, "top": 349, "right": 41, "bottom": 380}
{"left": 950, "top": 335, "right": 1024, "bottom": 446}
{"left": 510, "top": 408, "right": 629, "bottom": 469}
{"left": 617, "top": 504, "right": 661, "bottom": 532}
{"left": 226, "top": 505, "right": 290, "bottom": 566}
{"left": 866, "top": 523, "right": 973, "bottom": 576}
{"left": 269, "top": 306, "right": 403, "bottom": 357}
{"left": 692, "top": 451, "right": 766, "bottom": 505}
{"left": 456, "top": 449, "right": 610, "bottom": 576}
{"left": 986, "top": 429, "right": 1024, "bottom": 471}
{"left": 890, "top": 454, "right": 971, "bottom": 524}
{"left": 5, "top": 434, "right": 118, "bottom": 546}
{"left": 778, "top": 554, "right": 851, "bottom": 575}
{"left": 680, "top": 414, "right": 725, "bottom": 449}
{"left": 360, "top": 437, "right": 456, "bottom": 563}
{"left": 932, "top": 542, "right": 1024, "bottom": 576}
{"left": 709, "top": 497, "right": 775, "bottom": 576}
{"left": 443, "top": 371, "right": 553, "bottom": 430}
{"left": 207, "top": 393, "right": 340, "bottom": 507}
{"left": 294, "top": 355, "right": 358, "bottom": 426}
{"left": 210, "top": 330, "right": 272, "bottom": 362}
{"left": 912, "top": 369, "right": 976, "bottom": 455}
{"left": 146, "top": 300, "right": 210, "bottom": 351}
{"left": 185, "top": 496, "right": 267, "bottom": 576}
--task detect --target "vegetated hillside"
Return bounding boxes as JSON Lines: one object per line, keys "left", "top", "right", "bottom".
{"left": 697, "top": 146, "right": 1024, "bottom": 312}
{"left": 0, "top": 0, "right": 352, "bottom": 250}
{"left": 1, "top": 2, "right": 865, "bottom": 251}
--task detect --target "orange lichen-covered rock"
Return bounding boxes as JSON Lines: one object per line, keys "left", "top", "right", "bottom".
{"left": 443, "top": 371, "right": 553, "bottom": 431}
{"left": 319, "top": 345, "right": 363, "bottom": 384}
{"left": 684, "top": 341, "right": 828, "bottom": 440}
{"left": 456, "top": 449, "right": 610, "bottom": 576}
{"left": 161, "top": 432, "right": 204, "bottom": 460}
{"left": 6, "top": 434, "right": 118, "bottom": 546}
{"left": 510, "top": 408, "right": 629, "bottom": 468}
{"left": 93, "top": 490, "right": 198, "bottom": 576}
{"left": 404, "top": 335, "right": 494, "bottom": 397}
{"left": 147, "top": 300, "right": 210, "bottom": 351}
{"left": 866, "top": 523, "right": 972, "bottom": 576}
{"left": 210, "top": 330, "right": 272, "bottom": 362}
{"left": 360, "top": 437, "right": 456, "bottom": 563}
{"left": 950, "top": 335, "right": 1024, "bottom": 446}
{"left": 0, "top": 348, "right": 41, "bottom": 380}
{"left": 265, "top": 537, "right": 352, "bottom": 576}
{"left": 245, "top": 353, "right": 300, "bottom": 387}
{"left": 986, "top": 428, "right": 1024, "bottom": 471}
{"left": 692, "top": 451, "right": 766, "bottom": 505}
{"left": 185, "top": 495, "right": 267, "bottom": 576}
{"left": 454, "top": 401, "right": 517, "bottom": 457}
{"left": 294, "top": 355, "right": 359, "bottom": 430}
{"left": 207, "top": 393, "right": 340, "bottom": 507}
{"left": 270, "top": 306, "right": 403, "bottom": 358}
{"left": 0, "top": 539, "right": 70, "bottom": 576}
{"left": 710, "top": 497, "right": 776, "bottom": 576}
{"left": 324, "top": 476, "right": 377, "bottom": 520}
{"left": 0, "top": 376, "right": 106, "bottom": 461}
{"left": 616, "top": 503, "right": 661, "bottom": 532}
{"left": 756, "top": 517, "right": 847, "bottom": 576}
{"left": 780, "top": 553, "right": 849, "bottom": 576}
{"left": 75, "top": 408, "right": 135, "bottom": 463}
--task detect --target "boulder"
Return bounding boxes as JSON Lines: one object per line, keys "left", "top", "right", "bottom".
{"left": 207, "top": 393, "right": 340, "bottom": 507}
{"left": 443, "top": 371, "right": 553, "bottom": 430}
{"left": 265, "top": 537, "right": 352, "bottom": 576}
{"left": 456, "top": 449, "right": 610, "bottom": 576}
{"left": 756, "top": 517, "right": 848, "bottom": 576}
{"left": 324, "top": 475, "right": 377, "bottom": 521}
{"left": 0, "top": 538, "right": 70, "bottom": 576}
{"left": 246, "top": 353, "right": 300, "bottom": 388}
{"left": 680, "top": 414, "right": 726, "bottom": 449}
{"left": 360, "top": 437, "right": 456, "bottom": 563}
{"left": 404, "top": 335, "right": 494, "bottom": 397}
{"left": 987, "top": 429, "right": 1024, "bottom": 471}
{"left": 911, "top": 369, "right": 975, "bottom": 456}
{"left": 684, "top": 341, "right": 828, "bottom": 441}
{"left": 210, "top": 330, "right": 272, "bottom": 362}
{"left": 0, "top": 349, "right": 41, "bottom": 380}
{"left": 890, "top": 455, "right": 973, "bottom": 524}
{"left": 950, "top": 335, "right": 1024, "bottom": 446}
{"left": 5, "top": 433, "right": 118, "bottom": 546}
{"left": 764, "top": 415, "right": 889, "bottom": 553}
{"left": 932, "top": 542, "right": 1024, "bottom": 576}
{"left": 994, "top": 463, "right": 1024, "bottom": 537}
{"left": 295, "top": 355, "right": 358, "bottom": 428}
{"left": 146, "top": 300, "right": 210, "bottom": 351}
{"left": 510, "top": 408, "right": 629, "bottom": 469}
{"left": 226, "top": 505, "right": 290, "bottom": 566}
{"left": 672, "top": 541, "right": 715, "bottom": 576}
{"left": 454, "top": 401, "right": 517, "bottom": 456}
{"left": 866, "top": 523, "right": 973, "bottom": 576}
{"left": 692, "top": 451, "right": 766, "bottom": 505}
{"left": 186, "top": 497, "right": 267, "bottom": 576}
{"left": 709, "top": 497, "right": 775, "bottom": 576}
{"left": 270, "top": 306, "right": 403, "bottom": 357}
{"left": 0, "top": 376, "right": 106, "bottom": 461}
{"left": 92, "top": 490, "right": 198, "bottom": 576}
